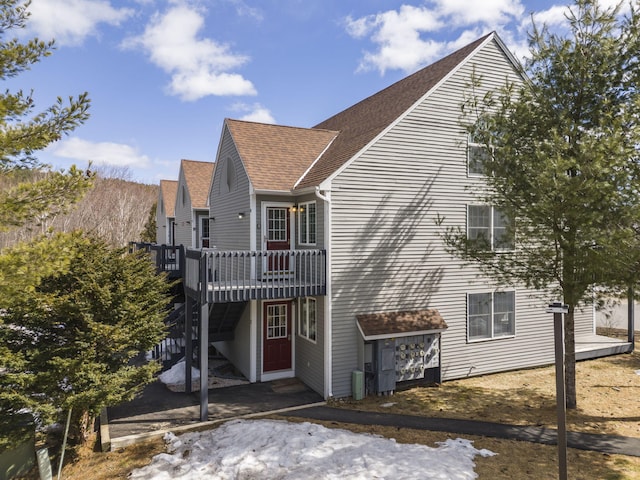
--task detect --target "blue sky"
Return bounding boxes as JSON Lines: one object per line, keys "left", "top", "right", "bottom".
{"left": 6, "top": 0, "right": 619, "bottom": 184}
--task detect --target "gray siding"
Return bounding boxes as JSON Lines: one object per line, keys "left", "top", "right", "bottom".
{"left": 155, "top": 189, "right": 166, "bottom": 244}
{"left": 329, "top": 38, "right": 593, "bottom": 397}
{"left": 174, "top": 169, "right": 193, "bottom": 248}
{"left": 210, "top": 126, "right": 252, "bottom": 251}
{"left": 294, "top": 297, "right": 325, "bottom": 394}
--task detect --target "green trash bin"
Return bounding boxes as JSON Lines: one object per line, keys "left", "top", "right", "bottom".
{"left": 352, "top": 370, "right": 364, "bottom": 400}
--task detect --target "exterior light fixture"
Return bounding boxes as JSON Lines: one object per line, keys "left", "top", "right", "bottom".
{"left": 238, "top": 212, "right": 245, "bottom": 219}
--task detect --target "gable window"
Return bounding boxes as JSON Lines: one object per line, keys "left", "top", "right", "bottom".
{"left": 468, "top": 133, "right": 490, "bottom": 176}
{"left": 299, "top": 297, "right": 317, "bottom": 342}
{"left": 467, "top": 291, "right": 515, "bottom": 341}
{"left": 181, "top": 186, "right": 186, "bottom": 206}
{"left": 467, "top": 205, "right": 514, "bottom": 251}
{"left": 298, "top": 201, "right": 316, "bottom": 245}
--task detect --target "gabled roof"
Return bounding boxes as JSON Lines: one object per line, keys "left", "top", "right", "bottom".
{"left": 181, "top": 159, "right": 215, "bottom": 209}
{"left": 225, "top": 119, "right": 339, "bottom": 191}
{"left": 159, "top": 179, "right": 178, "bottom": 217}
{"left": 295, "top": 32, "right": 494, "bottom": 189}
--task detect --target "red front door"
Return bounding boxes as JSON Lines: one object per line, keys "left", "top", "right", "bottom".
{"left": 263, "top": 301, "right": 292, "bottom": 372}
{"left": 266, "top": 207, "right": 290, "bottom": 273}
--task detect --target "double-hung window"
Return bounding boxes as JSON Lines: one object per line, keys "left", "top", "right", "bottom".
{"left": 299, "top": 297, "right": 317, "bottom": 342}
{"left": 467, "top": 205, "right": 514, "bottom": 251}
{"left": 467, "top": 291, "right": 515, "bottom": 341}
{"left": 298, "top": 201, "right": 316, "bottom": 245}
{"left": 468, "top": 133, "right": 490, "bottom": 176}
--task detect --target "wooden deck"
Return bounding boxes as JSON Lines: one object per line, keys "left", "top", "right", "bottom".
{"left": 184, "top": 248, "right": 326, "bottom": 302}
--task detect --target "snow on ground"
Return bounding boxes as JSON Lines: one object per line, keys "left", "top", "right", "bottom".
{"left": 129, "top": 419, "right": 495, "bottom": 479}
{"left": 157, "top": 358, "right": 249, "bottom": 391}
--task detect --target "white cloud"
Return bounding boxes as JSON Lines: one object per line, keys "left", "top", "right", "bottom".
{"left": 345, "top": 1, "right": 526, "bottom": 74}
{"left": 53, "top": 137, "right": 151, "bottom": 169}
{"left": 122, "top": 4, "right": 257, "bottom": 101}
{"left": 25, "top": 0, "right": 133, "bottom": 46}
{"left": 232, "top": 103, "right": 276, "bottom": 124}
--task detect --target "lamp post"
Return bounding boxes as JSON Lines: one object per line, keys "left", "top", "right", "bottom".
{"left": 546, "top": 301, "right": 569, "bottom": 480}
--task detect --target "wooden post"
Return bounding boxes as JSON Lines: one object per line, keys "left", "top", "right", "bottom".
{"left": 199, "top": 252, "right": 209, "bottom": 422}
{"left": 547, "top": 302, "right": 568, "bottom": 480}
{"left": 185, "top": 295, "right": 193, "bottom": 394}
{"left": 628, "top": 286, "right": 635, "bottom": 348}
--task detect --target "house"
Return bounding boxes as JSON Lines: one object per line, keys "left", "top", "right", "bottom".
{"left": 174, "top": 32, "right": 632, "bottom": 410}
{"left": 174, "top": 159, "right": 215, "bottom": 248}
{"left": 156, "top": 179, "right": 178, "bottom": 246}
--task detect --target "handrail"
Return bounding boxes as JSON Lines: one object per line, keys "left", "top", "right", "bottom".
{"left": 185, "top": 248, "right": 326, "bottom": 302}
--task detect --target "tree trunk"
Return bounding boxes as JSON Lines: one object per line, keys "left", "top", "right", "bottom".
{"left": 564, "top": 306, "right": 577, "bottom": 409}
{"left": 76, "top": 410, "right": 95, "bottom": 445}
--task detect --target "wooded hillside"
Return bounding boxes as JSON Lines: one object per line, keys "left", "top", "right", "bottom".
{"left": 0, "top": 168, "right": 158, "bottom": 249}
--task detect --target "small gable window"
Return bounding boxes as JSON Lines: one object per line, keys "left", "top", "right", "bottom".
{"left": 225, "top": 157, "right": 236, "bottom": 192}
{"left": 467, "top": 133, "right": 490, "bottom": 176}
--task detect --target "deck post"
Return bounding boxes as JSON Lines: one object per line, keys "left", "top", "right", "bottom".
{"left": 199, "top": 252, "right": 209, "bottom": 422}
{"left": 185, "top": 295, "right": 193, "bottom": 393}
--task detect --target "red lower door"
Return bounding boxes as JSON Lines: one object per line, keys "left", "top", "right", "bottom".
{"left": 263, "top": 301, "right": 292, "bottom": 372}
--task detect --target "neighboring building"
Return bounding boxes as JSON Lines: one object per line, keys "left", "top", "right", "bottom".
{"left": 174, "top": 159, "right": 215, "bottom": 248}
{"left": 171, "top": 32, "right": 631, "bottom": 402}
{"left": 156, "top": 180, "right": 178, "bottom": 245}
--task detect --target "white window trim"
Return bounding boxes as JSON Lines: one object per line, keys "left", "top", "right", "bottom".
{"left": 298, "top": 297, "right": 317, "bottom": 343}
{"left": 298, "top": 200, "right": 317, "bottom": 246}
{"left": 467, "top": 291, "right": 516, "bottom": 343}
{"left": 467, "top": 133, "right": 490, "bottom": 177}
{"left": 467, "top": 204, "right": 514, "bottom": 252}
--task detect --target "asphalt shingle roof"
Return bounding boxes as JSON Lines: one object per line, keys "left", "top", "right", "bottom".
{"left": 159, "top": 179, "right": 178, "bottom": 217}
{"left": 181, "top": 159, "right": 215, "bottom": 209}
{"left": 296, "top": 33, "right": 492, "bottom": 189}
{"left": 225, "top": 119, "right": 339, "bottom": 191}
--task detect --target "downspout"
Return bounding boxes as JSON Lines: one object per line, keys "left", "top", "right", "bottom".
{"left": 316, "top": 186, "right": 332, "bottom": 399}
{"left": 249, "top": 190, "right": 257, "bottom": 382}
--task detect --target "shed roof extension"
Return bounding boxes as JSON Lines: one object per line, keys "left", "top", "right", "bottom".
{"left": 181, "top": 159, "right": 215, "bottom": 209}
{"left": 159, "top": 179, "right": 178, "bottom": 217}
{"left": 225, "top": 119, "right": 338, "bottom": 191}
{"left": 356, "top": 310, "right": 448, "bottom": 341}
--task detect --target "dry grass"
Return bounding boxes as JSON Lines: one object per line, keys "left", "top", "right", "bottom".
{"left": 336, "top": 335, "right": 640, "bottom": 438}
{"left": 47, "top": 332, "right": 639, "bottom": 479}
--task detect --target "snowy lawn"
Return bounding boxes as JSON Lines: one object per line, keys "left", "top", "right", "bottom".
{"left": 129, "top": 419, "right": 495, "bottom": 479}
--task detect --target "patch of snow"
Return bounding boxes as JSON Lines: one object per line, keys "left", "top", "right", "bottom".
{"left": 158, "top": 359, "right": 200, "bottom": 387}
{"left": 380, "top": 402, "right": 396, "bottom": 408}
{"left": 635, "top": 370, "right": 640, "bottom": 376}
{"left": 129, "top": 419, "right": 495, "bottom": 479}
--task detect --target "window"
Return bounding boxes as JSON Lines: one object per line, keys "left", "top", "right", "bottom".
{"left": 268, "top": 208, "right": 288, "bottom": 241}
{"left": 468, "top": 133, "right": 490, "bottom": 176}
{"left": 467, "top": 205, "right": 514, "bottom": 251}
{"left": 298, "top": 201, "right": 316, "bottom": 245}
{"left": 267, "top": 304, "right": 288, "bottom": 339}
{"left": 467, "top": 291, "right": 515, "bottom": 341}
{"left": 200, "top": 216, "right": 210, "bottom": 248}
{"left": 299, "top": 297, "right": 317, "bottom": 342}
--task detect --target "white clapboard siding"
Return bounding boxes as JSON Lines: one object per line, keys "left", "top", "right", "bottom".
{"left": 328, "top": 37, "right": 593, "bottom": 397}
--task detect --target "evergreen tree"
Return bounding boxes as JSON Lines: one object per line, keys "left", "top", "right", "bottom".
{"left": 0, "top": 0, "right": 93, "bottom": 232}
{"left": 444, "top": 0, "right": 640, "bottom": 408}
{"left": 0, "top": 232, "right": 171, "bottom": 446}
{"left": 141, "top": 201, "right": 157, "bottom": 243}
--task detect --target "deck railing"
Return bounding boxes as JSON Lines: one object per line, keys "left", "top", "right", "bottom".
{"left": 184, "top": 248, "right": 326, "bottom": 302}
{"left": 129, "top": 242, "right": 184, "bottom": 278}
